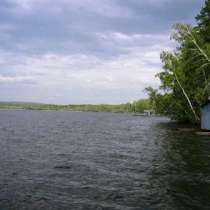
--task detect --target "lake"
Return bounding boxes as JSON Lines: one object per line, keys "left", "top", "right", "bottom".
{"left": 0, "top": 110, "right": 210, "bottom": 210}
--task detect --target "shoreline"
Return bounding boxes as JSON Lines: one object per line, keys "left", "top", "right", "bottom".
{"left": 0, "top": 108, "right": 163, "bottom": 116}
{"left": 0, "top": 108, "right": 130, "bottom": 113}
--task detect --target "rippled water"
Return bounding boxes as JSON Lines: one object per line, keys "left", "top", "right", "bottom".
{"left": 0, "top": 110, "right": 210, "bottom": 210}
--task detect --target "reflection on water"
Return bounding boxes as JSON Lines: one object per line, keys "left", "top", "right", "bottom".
{"left": 0, "top": 110, "right": 210, "bottom": 210}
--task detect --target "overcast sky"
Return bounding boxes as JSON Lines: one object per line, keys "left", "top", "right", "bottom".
{"left": 0, "top": 0, "right": 204, "bottom": 104}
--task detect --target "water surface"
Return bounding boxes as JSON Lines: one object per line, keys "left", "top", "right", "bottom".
{"left": 0, "top": 110, "right": 210, "bottom": 210}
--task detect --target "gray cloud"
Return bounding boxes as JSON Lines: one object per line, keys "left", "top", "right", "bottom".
{"left": 0, "top": 0, "right": 204, "bottom": 103}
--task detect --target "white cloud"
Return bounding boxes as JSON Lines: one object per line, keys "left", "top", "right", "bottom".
{"left": 97, "top": 31, "right": 170, "bottom": 44}
{"left": 0, "top": 51, "right": 161, "bottom": 96}
{"left": 0, "top": 31, "right": 172, "bottom": 103}
{"left": 0, "top": 29, "right": 173, "bottom": 103}
{"left": 0, "top": 74, "right": 34, "bottom": 83}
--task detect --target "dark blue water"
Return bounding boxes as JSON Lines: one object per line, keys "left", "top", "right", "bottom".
{"left": 0, "top": 110, "right": 210, "bottom": 210}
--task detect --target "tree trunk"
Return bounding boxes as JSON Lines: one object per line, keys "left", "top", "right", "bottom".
{"left": 174, "top": 71, "right": 200, "bottom": 122}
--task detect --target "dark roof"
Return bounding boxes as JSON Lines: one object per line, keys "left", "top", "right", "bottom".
{"left": 201, "top": 100, "right": 210, "bottom": 108}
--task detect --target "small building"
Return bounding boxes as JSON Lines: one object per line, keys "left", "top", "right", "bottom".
{"left": 201, "top": 100, "right": 210, "bottom": 130}
{"left": 144, "top": 110, "right": 155, "bottom": 116}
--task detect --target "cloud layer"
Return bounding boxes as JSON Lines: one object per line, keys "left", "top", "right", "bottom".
{"left": 0, "top": 0, "right": 204, "bottom": 104}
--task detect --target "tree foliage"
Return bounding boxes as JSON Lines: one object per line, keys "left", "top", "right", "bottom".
{"left": 196, "top": 0, "right": 210, "bottom": 43}
{"left": 146, "top": 0, "right": 210, "bottom": 123}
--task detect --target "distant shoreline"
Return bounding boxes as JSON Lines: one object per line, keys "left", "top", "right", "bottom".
{"left": 0, "top": 100, "right": 152, "bottom": 114}
{"left": 0, "top": 108, "right": 162, "bottom": 118}
{"left": 0, "top": 108, "right": 127, "bottom": 113}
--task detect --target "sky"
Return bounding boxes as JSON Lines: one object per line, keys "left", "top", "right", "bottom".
{"left": 0, "top": 0, "right": 204, "bottom": 104}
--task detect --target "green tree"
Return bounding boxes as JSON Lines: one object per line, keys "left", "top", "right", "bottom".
{"left": 196, "top": 0, "right": 210, "bottom": 43}
{"left": 146, "top": 0, "right": 210, "bottom": 123}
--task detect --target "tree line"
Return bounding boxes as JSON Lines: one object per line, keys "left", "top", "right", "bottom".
{"left": 0, "top": 99, "right": 151, "bottom": 113}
